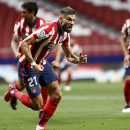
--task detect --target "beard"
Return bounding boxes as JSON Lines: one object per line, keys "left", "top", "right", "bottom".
{"left": 62, "top": 24, "right": 72, "bottom": 33}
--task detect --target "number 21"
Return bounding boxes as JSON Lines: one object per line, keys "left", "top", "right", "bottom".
{"left": 28, "top": 76, "right": 37, "bottom": 87}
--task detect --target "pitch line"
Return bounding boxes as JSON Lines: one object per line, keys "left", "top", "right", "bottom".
{"left": 0, "top": 95, "right": 123, "bottom": 100}
{"left": 62, "top": 95, "right": 123, "bottom": 100}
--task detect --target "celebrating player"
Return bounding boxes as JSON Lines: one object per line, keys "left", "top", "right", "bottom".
{"left": 4, "top": 7, "right": 87, "bottom": 130}
{"left": 10, "top": 1, "right": 48, "bottom": 118}
{"left": 121, "top": 18, "right": 130, "bottom": 112}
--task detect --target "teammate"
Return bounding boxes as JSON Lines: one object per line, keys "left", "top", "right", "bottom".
{"left": 121, "top": 18, "right": 130, "bottom": 112}
{"left": 52, "top": 36, "right": 82, "bottom": 91}
{"left": 10, "top": 1, "right": 48, "bottom": 118}
{"left": 4, "top": 7, "right": 87, "bottom": 130}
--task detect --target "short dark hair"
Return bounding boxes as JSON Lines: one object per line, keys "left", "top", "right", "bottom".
{"left": 60, "top": 7, "right": 76, "bottom": 15}
{"left": 21, "top": 2, "right": 38, "bottom": 16}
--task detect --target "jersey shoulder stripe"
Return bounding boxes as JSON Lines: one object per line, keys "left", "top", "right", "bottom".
{"left": 121, "top": 18, "right": 130, "bottom": 33}
{"left": 33, "top": 22, "right": 58, "bottom": 42}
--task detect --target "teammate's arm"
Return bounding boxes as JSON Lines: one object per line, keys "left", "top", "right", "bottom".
{"left": 20, "top": 35, "right": 44, "bottom": 73}
{"left": 61, "top": 45, "right": 87, "bottom": 64}
{"left": 121, "top": 34, "right": 130, "bottom": 67}
{"left": 11, "top": 34, "right": 21, "bottom": 59}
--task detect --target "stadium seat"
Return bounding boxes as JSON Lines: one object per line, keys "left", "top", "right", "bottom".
{"left": 0, "top": 3, "right": 20, "bottom": 58}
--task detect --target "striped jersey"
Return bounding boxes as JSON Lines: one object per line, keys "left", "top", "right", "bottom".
{"left": 121, "top": 18, "right": 130, "bottom": 52}
{"left": 121, "top": 18, "right": 130, "bottom": 38}
{"left": 13, "top": 16, "right": 45, "bottom": 41}
{"left": 19, "top": 20, "right": 70, "bottom": 67}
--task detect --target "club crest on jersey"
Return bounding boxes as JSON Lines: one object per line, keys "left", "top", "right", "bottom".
{"left": 39, "top": 30, "right": 45, "bottom": 37}
{"left": 48, "top": 44, "right": 57, "bottom": 50}
{"left": 59, "top": 36, "right": 64, "bottom": 43}
{"left": 30, "top": 87, "right": 37, "bottom": 94}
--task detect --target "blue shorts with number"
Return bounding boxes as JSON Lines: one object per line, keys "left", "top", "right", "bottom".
{"left": 18, "top": 61, "right": 58, "bottom": 98}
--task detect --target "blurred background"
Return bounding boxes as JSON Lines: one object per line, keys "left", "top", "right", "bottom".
{"left": 0, "top": 0, "right": 130, "bottom": 84}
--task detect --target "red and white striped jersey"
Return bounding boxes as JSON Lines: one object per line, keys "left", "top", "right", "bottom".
{"left": 19, "top": 21, "right": 70, "bottom": 67}
{"left": 13, "top": 16, "right": 45, "bottom": 41}
{"left": 121, "top": 18, "right": 130, "bottom": 52}
{"left": 121, "top": 18, "right": 130, "bottom": 38}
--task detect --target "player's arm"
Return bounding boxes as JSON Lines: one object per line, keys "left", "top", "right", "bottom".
{"left": 121, "top": 34, "right": 130, "bottom": 67}
{"left": 11, "top": 34, "right": 21, "bottom": 59}
{"left": 61, "top": 45, "right": 87, "bottom": 64}
{"left": 121, "top": 34, "right": 128, "bottom": 56}
{"left": 51, "top": 44, "right": 62, "bottom": 68}
{"left": 20, "top": 35, "right": 44, "bottom": 73}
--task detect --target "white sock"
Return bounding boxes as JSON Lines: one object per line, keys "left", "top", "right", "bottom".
{"left": 35, "top": 125, "right": 44, "bottom": 130}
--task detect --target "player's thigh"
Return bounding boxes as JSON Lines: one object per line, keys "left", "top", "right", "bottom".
{"left": 124, "top": 67, "right": 130, "bottom": 80}
{"left": 45, "top": 80, "right": 62, "bottom": 101}
{"left": 39, "top": 62, "right": 58, "bottom": 87}
{"left": 24, "top": 74, "right": 43, "bottom": 109}
{"left": 30, "top": 93, "right": 43, "bottom": 109}
{"left": 125, "top": 75, "right": 130, "bottom": 80}
{"left": 18, "top": 62, "right": 42, "bottom": 99}
{"left": 18, "top": 77, "right": 25, "bottom": 90}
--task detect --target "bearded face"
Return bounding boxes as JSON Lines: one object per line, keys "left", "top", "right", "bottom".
{"left": 61, "top": 14, "right": 76, "bottom": 33}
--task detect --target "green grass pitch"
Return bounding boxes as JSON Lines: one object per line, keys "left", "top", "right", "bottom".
{"left": 0, "top": 81, "right": 130, "bottom": 130}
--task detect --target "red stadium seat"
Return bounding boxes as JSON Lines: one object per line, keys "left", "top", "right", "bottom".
{"left": 113, "top": 10, "right": 130, "bottom": 31}
{"left": 0, "top": 3, "right": 20, "bottom": 58}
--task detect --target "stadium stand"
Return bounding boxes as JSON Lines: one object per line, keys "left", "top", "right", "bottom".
{"left": 0, "top": 0, "right": 128, "bottom": 82}
{"left": 51, "top": 0, "right": 130, "bottom": 31}
{"left": 0, "top": 2, "right": 20, "bottom": 60}
{"left": 0, "top": 0, "right": 128, "bottom": 64}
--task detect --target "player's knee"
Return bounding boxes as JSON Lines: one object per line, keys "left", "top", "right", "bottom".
{"left": 58, "top": 93, "right": 62, "bottom": 101}
{"left": 53, "top": 92, "right": 62, "bottom": 101}
{"left": 18, "top": 82, "right": 25, "bottom": 91}
{"left": 18, "top": 85, "right": 24, "bottom": 91}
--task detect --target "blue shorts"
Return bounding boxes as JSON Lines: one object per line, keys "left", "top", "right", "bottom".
{"left": 124, "top": 66, "right": 130, "bottom": 76}
{"left": 18, "top": 62, "right": 58, "bottom": 98}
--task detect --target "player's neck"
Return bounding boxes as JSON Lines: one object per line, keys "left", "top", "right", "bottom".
{"left": 27, "top": 16, "right": 36, "bottom": 25}
{"left": 58, "top": 20, "right": 64, "bottom": 35}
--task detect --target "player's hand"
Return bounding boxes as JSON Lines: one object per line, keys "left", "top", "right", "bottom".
{"left": 33, "top": 64, "right": 44, "bottom": 73}
{"left": 15, "top": 52, "right": 21, "bottom": 59}
{"left": 124, "top": 54, "right": 130, "bottom": 68}
{"left": 51, "top": 60, "right": 60, "bottom": 69}
{"left": 79, "top": 53, "right": 87, "bottom": 64}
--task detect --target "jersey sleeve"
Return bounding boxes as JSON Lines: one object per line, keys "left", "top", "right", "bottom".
{"left": 39, "top": 17, "right": 46, "bottom": 25}
{"left": 13, "top": 19, "right": 21, "bottom": 36}
{"left": 121, "top": 18, "right": 130, "bottom": 38}
{"left": 33, "top": 25, "right": 50, "bottom": 42}
{"left": 61, "top": 33, "right": 70, "bottom": 47}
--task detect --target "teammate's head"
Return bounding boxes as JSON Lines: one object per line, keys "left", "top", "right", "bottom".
{"left": 21, "top": 2, "right": 38, "bottom": 22}
{"left": 21, "top": 2, "right": 38, "bottom": 16}
{"left": 59, "top": 7, "right": 76, "bottom": 33}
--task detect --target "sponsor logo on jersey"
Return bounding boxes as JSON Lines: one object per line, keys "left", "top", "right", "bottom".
{"left": 21, "top": 34, "right": 27, "bottom": 40}
{"left": 39, "top": 30, "right": 45, "bottom": 37}
{"left": 48, "top": 44, "right": 57, "bottom": 50}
